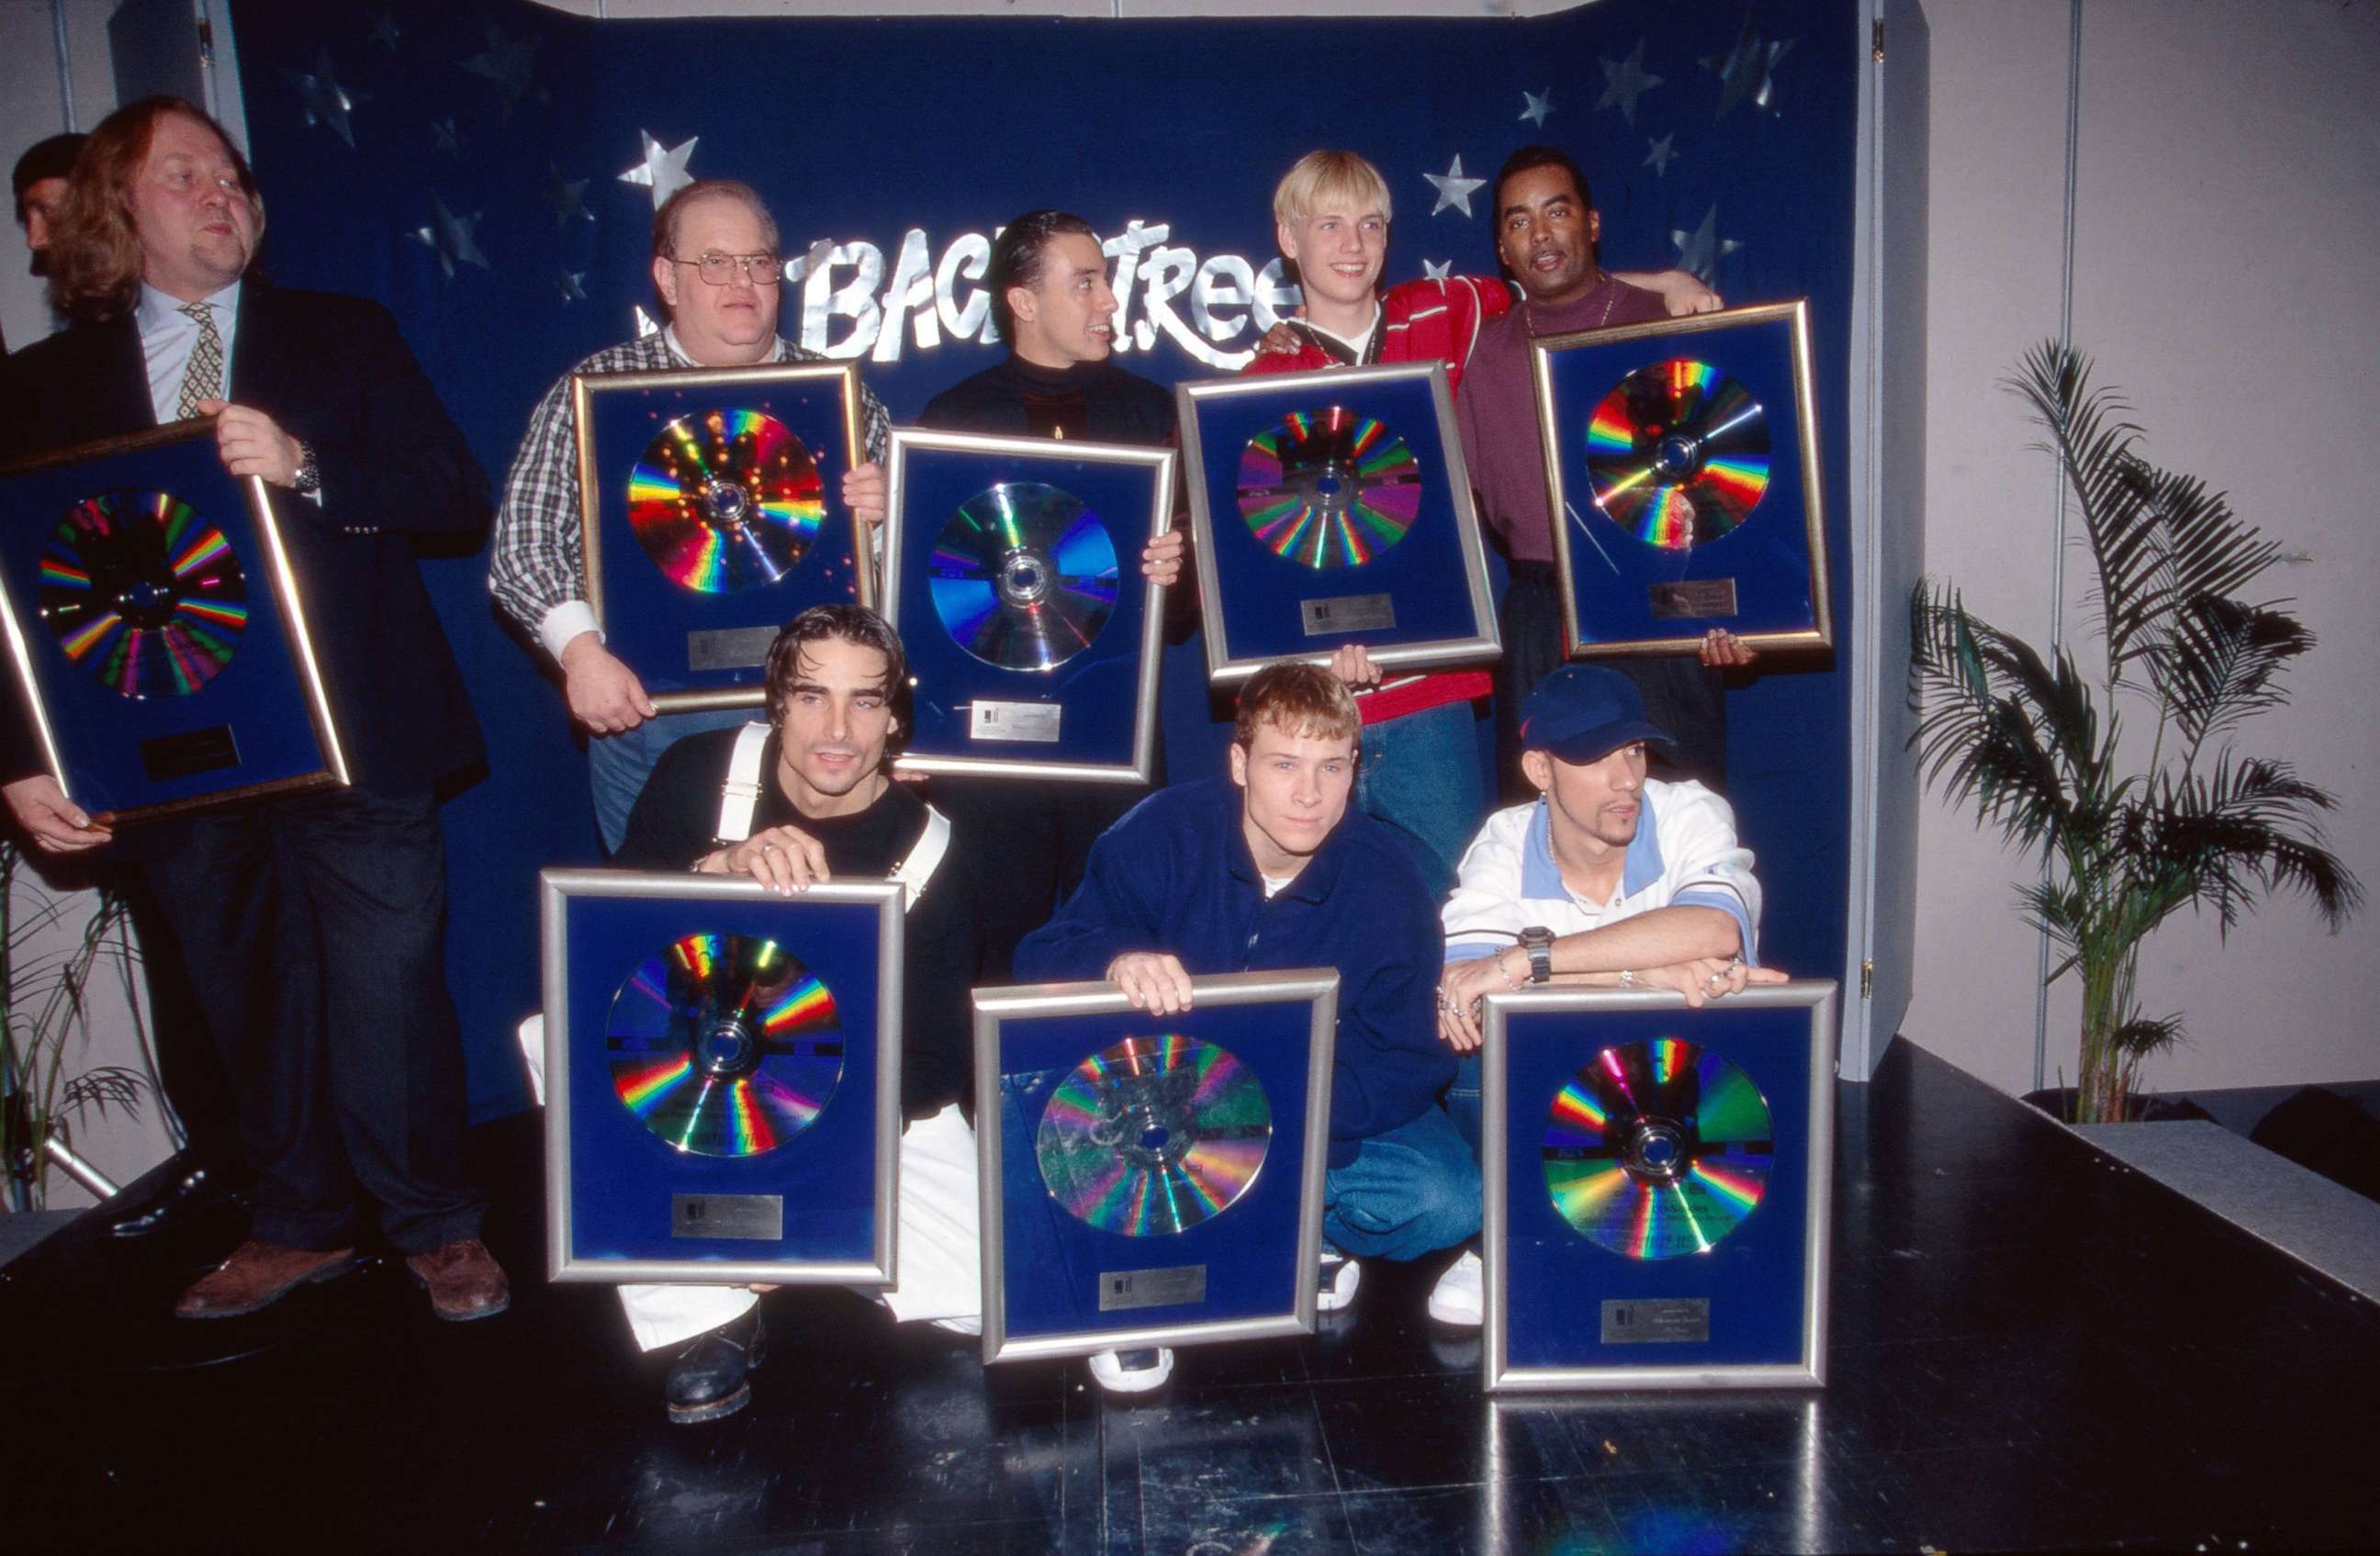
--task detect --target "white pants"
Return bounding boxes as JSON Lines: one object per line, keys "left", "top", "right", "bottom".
{"left": 516, "top": 1015, "right": 983, "bottom": 1352}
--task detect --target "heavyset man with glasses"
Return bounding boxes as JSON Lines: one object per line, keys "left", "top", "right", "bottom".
{"left": 489, "top": 180, "right": 894, "bottom": 853}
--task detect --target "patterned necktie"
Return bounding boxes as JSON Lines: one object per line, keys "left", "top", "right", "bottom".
{"left": 176, "top": 301, "right": 224, "bottom": 420}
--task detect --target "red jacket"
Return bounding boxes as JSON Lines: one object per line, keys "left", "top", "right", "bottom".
{"left": 1242, "top": 274, "right": 1514, "bottom": 396}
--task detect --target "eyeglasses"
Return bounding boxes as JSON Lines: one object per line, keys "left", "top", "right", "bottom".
{"left": 671, "top": 252, "right": 783, "bottom": 286}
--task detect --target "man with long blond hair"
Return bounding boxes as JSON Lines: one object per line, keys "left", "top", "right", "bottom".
{"left": 1017, "top": 661, "right": 1476, "bottom": 1394}
{"left": 0, "top": 97, "right": 506, "bottom": 1323}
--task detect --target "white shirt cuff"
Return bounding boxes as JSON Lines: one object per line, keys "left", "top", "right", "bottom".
{"left": 538, "top": 600, "right": 603, "bottom": 664}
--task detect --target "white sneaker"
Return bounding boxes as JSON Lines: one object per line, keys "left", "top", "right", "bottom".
{"left": 1427, "top": 1250, "right": 1483, "bottom": 1327}
{"left": 1088, "top": 1346, "right": 1174, "bottom": 1395}
{"left": 1318, "top": 1248, "right": 1362, "bottom": 1313}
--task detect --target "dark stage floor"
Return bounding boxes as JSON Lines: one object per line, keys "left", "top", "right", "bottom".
{"left": 5, "top": 1039, "right": 2376, "bottom": 1553}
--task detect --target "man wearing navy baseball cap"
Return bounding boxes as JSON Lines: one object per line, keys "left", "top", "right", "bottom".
{"left": 1418, "top": 662, "right": 1781, "bottom": 1326}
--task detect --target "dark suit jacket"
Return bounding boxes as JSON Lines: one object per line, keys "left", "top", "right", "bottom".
{"left": 0, "top": 280, "right": 488, "bottom": 797}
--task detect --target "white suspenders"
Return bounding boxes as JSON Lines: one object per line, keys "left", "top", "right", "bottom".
{"left": 713, "top": 722, "right": 949, "bottom": 907}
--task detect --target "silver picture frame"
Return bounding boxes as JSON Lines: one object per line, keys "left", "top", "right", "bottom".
{"left": 1481, "top": 979, "right": 1837, "bottom": 1392}
{"left": 1177, "top": 360, "right": 1499, "bottom": 687}
{"left": 540, "top": 868, "right": 906, "bottom": 1286}
{"left": 881, "top": 427, "right": 1173, "bottom": 783}
{"left": 971, "top": 970, "right": 1339, "bottom": 1365}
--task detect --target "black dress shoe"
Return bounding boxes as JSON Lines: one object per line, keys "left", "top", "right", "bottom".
{"left": 102, "top": 1159, "right": 251, "bottom": 1239}
{"left": 664, "top": 1307, "right": 767, "bottom": 1425}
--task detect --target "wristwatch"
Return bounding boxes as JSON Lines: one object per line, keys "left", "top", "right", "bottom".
{"left": 291, "top": 440, "right": 322, "bottom": 496}
{"left": 1519, "top": 925, "right": 1555, "bottom": 984}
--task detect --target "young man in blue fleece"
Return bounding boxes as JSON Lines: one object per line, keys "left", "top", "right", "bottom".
{"left": 1015, "top": 662, "right": 1477, "bottom": 1392}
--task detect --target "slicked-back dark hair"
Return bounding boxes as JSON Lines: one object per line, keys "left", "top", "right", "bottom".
{"left": 763, "top": 605, "right": 911, "bottom": 755}
{"left": 1491, "top": 145, "right": 1595, "bottom": 221}
{"left": 987, "top": 209, "right": 1097, "bottom": 345}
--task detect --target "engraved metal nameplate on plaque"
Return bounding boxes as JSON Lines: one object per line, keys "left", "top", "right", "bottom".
{"left": 1300, "top": 594, "right": 1397, "bottom": 636}
{"left": 1600, "top": 1297, "right": 1710, "bottom": 1343}
{"left": 969, "top": 701, "right": 1062, "bottom": 744}
{"left": 687, "top": 625, "right": 779, "bottom": 671}
{"left": 1647, "top": 579, "right": 1739, "bottom": 620}
{"left": 670, "top": 1193, "right": 784, "bottom": 1241}
{"left": 140, "top": 725, "right": 241, "bottom": 783}
{"left": 1098, "top": 1264, "right": 1207, "bottom": 1311}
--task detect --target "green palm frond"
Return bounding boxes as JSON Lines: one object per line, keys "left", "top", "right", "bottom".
{"left": 2110, "top": 1014, "right": 2184, "bottom": 1059}
{"left": 2160, "top": 595, "right": 2313, "bottom": 762}
{"left": 1909, "top": 583, "right": 2103, "bottom": 850}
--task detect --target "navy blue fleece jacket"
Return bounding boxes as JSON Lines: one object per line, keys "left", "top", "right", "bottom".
{"left": 1014, "top": 778, "right": 1452, "bottom": 1168}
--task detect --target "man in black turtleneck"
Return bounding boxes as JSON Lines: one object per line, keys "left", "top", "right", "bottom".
{"left": 915, "top": 210, "right": 1185, "bottom": 981}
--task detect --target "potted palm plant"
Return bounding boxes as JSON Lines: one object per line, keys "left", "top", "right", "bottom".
{"left": 1, "top": 841, "right": 151, "bottom": 1210}
{"left": 1909, "top": 341, "right": 2362, "bottom": 1125}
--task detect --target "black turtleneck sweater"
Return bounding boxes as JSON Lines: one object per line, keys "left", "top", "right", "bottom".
{"left": 919, "top": 353, "right": 1176, "bottom": 446}
{"left": 613, "top": 725, "right": 986, "bottom": 1120}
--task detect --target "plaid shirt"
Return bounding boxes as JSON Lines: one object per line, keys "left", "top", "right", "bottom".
{"left": 488, "top": 330, "right": 892, "bottom": 658}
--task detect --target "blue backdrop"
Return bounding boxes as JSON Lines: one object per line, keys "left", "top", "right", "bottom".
{"left": 225, "top": 0, "right": 1858, "bottom": 1120}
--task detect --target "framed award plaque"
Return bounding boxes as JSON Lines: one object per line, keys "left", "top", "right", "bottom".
{"left": 575, "top": 362, "right": 866, "bottom": 712}
{"left": 1530, "top": 301, "right": 1833, "bottom": 658}
{"left": 880, "top": 429, "right": 1172, "bottom": 783}
{"left": 1481, "top": 980, "right": 1837, "bottom": 1392}
{"left": 971, "top": 970, "right": 1337, "bottom": 1364}
{"left": 1177, "top": 362, "right": 1499, "bottom": 687}
{"left": 0, "top": 420, "right": 347, "bottom": 824}
{"left": 540, "top": 869, "right": 904, "bottom": 1286}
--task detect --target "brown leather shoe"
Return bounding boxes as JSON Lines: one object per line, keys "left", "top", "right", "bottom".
{"left": 404, "top": 1237, "right": 510, "bottom": 1322}
{"left": 174, "top": 1239, "right": 360, "bottom": 1318}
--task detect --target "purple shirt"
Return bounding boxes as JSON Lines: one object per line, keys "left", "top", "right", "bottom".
{"left": 1454, "top": 275, "right": 1667, "bottom": 564}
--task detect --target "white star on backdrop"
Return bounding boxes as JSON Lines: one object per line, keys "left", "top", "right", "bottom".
{"left": 620, "top": 132, "right": 699, "bottom": 208}
{"left": 430, "top": 118, "right": 459, "bottom": 156}
{"left": 556, "top": 270, "right": 588, "bottom": 304}
{"left": 1703, "top": 17, "right": 1795, "bottom": 120}
{"left": 461, "top": 23, "right": 544, "bottom": 118}
{"left": 366, "top": 13, "right": 401, "bottom": 53}
{"left": 1645, "top": 133, "right": 1678, "bottom": 176}
{"left": 1597, "top": 39, "right": 1663, "bottom": 125}
{"left": 282, "top": 48, "right": 361, "bottom": 149}
{"left": 544, "top": 166, "right": 593, "bottom": 227}
{"left": 1423, "top": 154, "right": 1487, "bottom": 218}
{"left": 634, "top": 306, "right": 662, "bottom": 339}
{"left": 1670, "top": 205, "right": 1744, "bottom": 281}
{"left": 1519, "top": 89, "right": 1554, "bottom": 129}
{"left": 410, "top": 194, "right": 492, "bottom": 279}
{"left": 1422, "top": 259, "right": 1454, "bottom": 281}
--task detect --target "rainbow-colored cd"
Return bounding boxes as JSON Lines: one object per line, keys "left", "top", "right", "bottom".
{"left": 928, "top": 482, "right": 1117, "bottom": 672}
{"left": 606, "top": 933, "right": 843, "bottom": 1159}
{"left": 39, "top": 491, "right": 247, "bottom": 700}
{"left": 1583, "top": 360, "right": 1770, "bottom": 550}
{"left": 1542, "top": 1037, "right": 1773, "bottom": 1260}
{"left": 1235, "top": 406, "right": 1423, "bottom": 568}
{"left": 1034, "top": 1035, "right": 1271, "bottom": 1237}
{"left": 625, "top": 408, "right": 825, "bottom": 593}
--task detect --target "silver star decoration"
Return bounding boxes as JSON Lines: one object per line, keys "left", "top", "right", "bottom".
{"left": 461, "top": 23, "right": 544, "bottom": 118}
{"left": 633, "top": 306, "right": 661, "bottom": 339}
{"left": 1597, "top": 39, "right": 1663, "bottom": 126}
{"left": 282, "top": 49, "right": 362, "bottom": 149}
{"left": 1702, "top": 15, "right": 1795, "bottom": 121}
{"left": 1670, "top": 205, "right": 1744, "bottom": 282}
{"left": 1645, "top": 134, "right": 1678, "bottom": 176}
{"left": 556, "top": 270, "right": 587, "bottom": 304}
{"left": 1423, "top": 154, "right": 1487, "bottom": 218}
{"left": 367, "top": 12, "right": 401, "bottom": 53}
{"left": 1519, "top": 89, "right": 1554, "bottom": 129}
{"left": 1422, "top": 259, "right": 1454, "bottom": 281}
{"left": 409, "top": 195, "right": 492, "bottom": 279}
{"left": 544, "top": 165, "right": 592, "bottom": 228}
{"left": 619, "top": 132, "right": 699, "bottom": 209}
{"left": 430, "top": 118, "right": 459, "bottom": 157}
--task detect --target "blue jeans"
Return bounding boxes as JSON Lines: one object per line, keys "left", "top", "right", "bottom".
{"left": 1322, "top": 1104, "right": 1480, "bottom": 1261}
{"left": 589, "top": 705, "right": 760, "bottom": 856}
{"left": 1444, "top": 1053, "right": 1483, "bottom": 1162}
{"left": 1357, "top": 700, "right": 1486, "bottom": 900}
